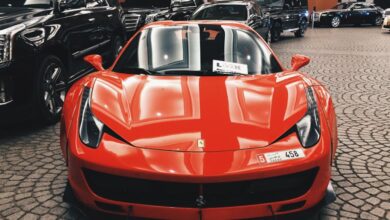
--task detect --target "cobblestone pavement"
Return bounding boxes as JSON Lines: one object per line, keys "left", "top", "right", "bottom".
{"left": 1, "top": 27, "right": 390, "bottom": 220}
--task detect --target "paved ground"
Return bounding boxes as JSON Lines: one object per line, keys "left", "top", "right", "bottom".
{"left": 1, "top": 26, "right": 390, "bottom": 220}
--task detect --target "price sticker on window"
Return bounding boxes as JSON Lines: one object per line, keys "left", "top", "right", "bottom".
{"left": 213, "top": 60, "right": 248, "bottom": 75}
{"left": 258, "top": 149, "right": 305, "bottom": 164}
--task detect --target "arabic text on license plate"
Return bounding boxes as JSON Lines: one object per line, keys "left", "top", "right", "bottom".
{"left": 258, "top": 149, "right": 305, "bottom": 164}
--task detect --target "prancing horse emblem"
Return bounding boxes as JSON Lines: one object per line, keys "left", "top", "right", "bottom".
{"left": 197, "top": 139, "right": 205, "bottom": 148}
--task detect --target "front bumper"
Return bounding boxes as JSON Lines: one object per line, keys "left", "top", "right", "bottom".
{"left": 65, "top": 122, "right": 333, "bottom": 219}
{"left": 0, "top": 60, "right": 35, "bottom": 122}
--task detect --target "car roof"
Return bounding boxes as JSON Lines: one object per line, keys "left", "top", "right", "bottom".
{"left": 143, "top": 20, "right": 253, "bottom": 31}
{"left": 203, "top": 0, "right": 256, "bottom": 6}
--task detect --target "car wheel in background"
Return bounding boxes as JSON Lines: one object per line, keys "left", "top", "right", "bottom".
{"left": 373, "top": 16, "right": 383, "bottom": 26}
{"left": 34, "top": 55, "right": 67, "bottom": 125}
{"left": 295, "top": 20, "right": 306, "bottom": 37}
{"left": 271, "top": 22, "right": 281, "bottom": 42}
{"left": 330, "top": 16, "right": 341, "bottom": 28}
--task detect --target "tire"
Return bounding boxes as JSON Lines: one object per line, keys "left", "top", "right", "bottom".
{"left": 295, "top": 20, "right": 306, "bottom": 37}
{"left": 373, "top": 15, "right": 383, "bottom": 26}
{"left": 34, "top": 55, "right": 67, "bottom": 125}
{"left": 271, "top": 22, "right": 281, "bottom": 42}
{"left": 330, "top": 16, "right": 341, "bottom": 28}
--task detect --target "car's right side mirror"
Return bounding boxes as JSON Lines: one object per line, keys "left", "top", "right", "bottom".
{"left": 291, "top": 54, "right": 310, "bottom": 71}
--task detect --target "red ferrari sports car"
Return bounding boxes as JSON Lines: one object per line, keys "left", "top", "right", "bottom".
{"left": 60, "top": 21, "right": 338, "bottom": 219}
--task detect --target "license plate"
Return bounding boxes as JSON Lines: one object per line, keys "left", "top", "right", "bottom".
{"left": 258, "top": 149, "right": 305, "bottom": 164}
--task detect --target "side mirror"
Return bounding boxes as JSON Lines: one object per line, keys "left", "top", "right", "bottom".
{"left": 84, "top": 54, "right": 105, "bottom": 71}
{"left": 291, "top": 54, "right": 310, "bottom": 71}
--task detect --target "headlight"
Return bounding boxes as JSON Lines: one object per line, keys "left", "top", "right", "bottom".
{"left": 296, "top": 87, "right": 321, "bottom": 148}
{"left": 0, "top": 24, "right": 25, "bottom": 64}
{"left": 21, "top": 28, "right": 46, "bottom": 46}
{"left": 79, "top": 87, "right": 104, "bottom": 148}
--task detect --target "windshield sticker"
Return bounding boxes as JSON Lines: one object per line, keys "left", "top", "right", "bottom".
{"left": 213, "top": 60, "right": 248, "bottom": 75}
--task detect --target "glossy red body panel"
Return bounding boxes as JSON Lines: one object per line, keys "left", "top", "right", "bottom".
{"left": 61, "top": 21, "right": 338, "bottom": 218}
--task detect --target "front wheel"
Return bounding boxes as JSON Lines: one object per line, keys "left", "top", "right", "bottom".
{"left": 330, "top": 16, "right": 341, "bottom": 28}
{"left": 373, "top": 16, "right": 383, "bottom": 26}
{"left": 295, "top": 21, "right": 306, "bottom": 37}
{"left": 34, "top": 55, "right": 67, "bottom": 124}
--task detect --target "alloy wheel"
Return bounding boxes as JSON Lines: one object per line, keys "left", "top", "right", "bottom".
{"left": 375, "top": 16, "right": 383, "bottom": 26}
{"left": 331, "top": 17, "right": 341, "bottom": 28}
{"left": 42, "top": 63, "right": 66, "bottom": 115}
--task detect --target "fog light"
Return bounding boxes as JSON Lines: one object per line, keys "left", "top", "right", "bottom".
{"left": 0, "top": 77, "right": 13, "bottom": 105}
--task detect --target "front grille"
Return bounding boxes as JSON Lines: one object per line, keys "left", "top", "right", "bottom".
{"left": 123, "top": 13, "right": 141, "bottom": 32}
{"left": 83, "top": 167, "right": 319, "bottom": 208}
{"left": 0, "top": 35, "right": 6, "bottom": 63}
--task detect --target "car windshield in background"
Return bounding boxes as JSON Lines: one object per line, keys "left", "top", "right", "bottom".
{"left": 256, "top": 0, "right": 283, "bottom": 7}
{"left": 0, "top": 0, "right": 52, "bottom": 8}
{"left": 193, "top": 5, "right": 248, "bottom": 21}
{"left": 120, "top": 0, "right": 171, "bottom": 8}
{"left": 114, "top": 24, "right": 282, "bottom": 76}
{"left": 332, "top": 3, "right": 353, "bottom": 10}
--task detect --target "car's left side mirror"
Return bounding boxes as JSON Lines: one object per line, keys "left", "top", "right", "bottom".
{"left": 84, "top": 54, "right": 105, "bottom": 71}
{"left": 291, "top": 54, "right": 310, "bottom": 71}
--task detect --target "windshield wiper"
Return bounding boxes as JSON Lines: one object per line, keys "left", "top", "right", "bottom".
{"left": 120, "top": 67, "right": 163, "bottom": 75}
{"left": 163, "top": 70, "right": 250, "bottom": 76}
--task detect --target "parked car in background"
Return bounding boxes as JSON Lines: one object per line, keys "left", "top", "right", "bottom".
{"left": 120, "top": 0, "right": 204, "bottom": 36}
{"left": 256, "top": 0, "right": 309, "bottom": 42}
{"left": 383, "top": 9, "right": 390, "bottom": 31}
{"left": 313, "top": 2, "right": 384, "bottom": 28}
{"left": 0, "top": 0, "right": 126, "bottom": 124}
{"left": 191, "top": 0, "right": 272, "bottom": 44}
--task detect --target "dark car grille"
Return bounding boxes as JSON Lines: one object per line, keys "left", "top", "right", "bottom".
{"left": 0, "top": 35, "right": 6, "bottom": 63}
{"left": 83, "top": 167, "right": 318, "bottom": 208}
{"left": 123, "top": 13, "right": 141, "bottom": 32}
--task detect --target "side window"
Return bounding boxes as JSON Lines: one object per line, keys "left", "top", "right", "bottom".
{"left": 63, "top": 0, "right": 86, "bottom": 9}
{"left": 86, "top": 0, "right": 107, "bottom": 8}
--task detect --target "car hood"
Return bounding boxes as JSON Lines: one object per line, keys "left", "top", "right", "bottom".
{"left": 90, "top": 73, "right": 308, "bottom": 152}
{"left": 0, "top": 7, "right": 49, "bottom": 30}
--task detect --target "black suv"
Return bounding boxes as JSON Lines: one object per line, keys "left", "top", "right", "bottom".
{"left": 191, "top": 0, "right": 272, "bottom": 44}
{"left": 120, "top": 0, "right": 203, "bottom": 35}
{"left": 256, "top": 0, "right": 309, "bottom": 42}
{"left": 0, "top": 0, "right": 126, "bottom": 124}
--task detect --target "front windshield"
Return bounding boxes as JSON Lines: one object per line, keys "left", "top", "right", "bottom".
{"left": 332, "top": 3, "right": 352, "bottom": 10}
{"left": 0, "top": 0, "right": 52, "bottom": 8}
{"left": 256, "top": 0, "right": 283, "bottom": 7}
{"left": 120, "top": 0, "right": 171, "bottom": 8}
{"left": 192, "top": 5, "right": 248, "bottom": 21}
{"left": 113, "top": 24, "right": 282, "bottom": 76}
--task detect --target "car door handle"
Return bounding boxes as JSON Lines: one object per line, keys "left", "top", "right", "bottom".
{"left": 107, "top": 14, "right": 113, "bottom": 18}
{"left": 88, "top": 18, "right": 96, "bottom": 22}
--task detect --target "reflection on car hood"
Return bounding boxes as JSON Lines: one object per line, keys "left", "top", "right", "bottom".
{"left": 0, "top": 7, "right": 50, "bottom": 30}
{"left": 90, "top": 72, "right": 308, "bottom": 152}
{"left": 316, "top": 9, "right": 344, "bottom": 13}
